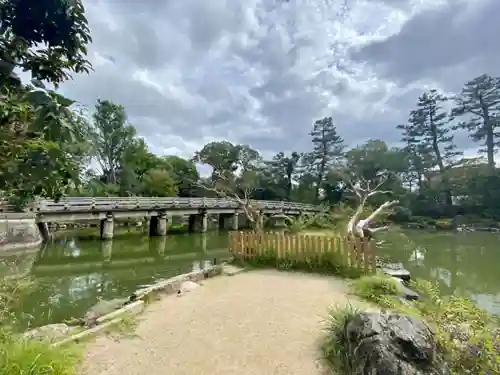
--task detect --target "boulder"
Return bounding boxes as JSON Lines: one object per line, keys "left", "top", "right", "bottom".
{"left": 23, "top": 323, "right": 78, "bottom": 342}
{"left": 84, "top": 298, "right": 127, "bottom": 327}
{"left": 344, "top": 312, "right": 450, "bottom": 375}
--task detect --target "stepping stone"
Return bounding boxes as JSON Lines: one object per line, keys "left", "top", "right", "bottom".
{"left": 382, "top": 267, "right": 411, "bottom": 282}
{"left": 391, "top": 277, "right": 420, "bottom": 301}
{"left": 223, "top": 265, "right": 246, "bottom": 276}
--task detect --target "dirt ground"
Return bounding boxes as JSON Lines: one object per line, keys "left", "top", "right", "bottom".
{"left": 80, "top": 270, "right": 364, "bottom": 375}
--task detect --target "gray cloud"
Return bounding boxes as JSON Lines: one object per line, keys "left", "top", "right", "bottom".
{"left": 58, "top": 0, "right": 495, "bottom": 161}
{"left": 351, "top": 0, "right": 500, "bottom": 90}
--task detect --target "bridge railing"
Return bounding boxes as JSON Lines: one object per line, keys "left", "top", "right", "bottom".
{"left": 0, "top": 197, "right": 322, "bottom": 213}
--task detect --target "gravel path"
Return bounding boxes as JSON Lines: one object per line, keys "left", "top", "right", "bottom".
{"left": 81, "top": 270, "right": 364, "bottom": 375}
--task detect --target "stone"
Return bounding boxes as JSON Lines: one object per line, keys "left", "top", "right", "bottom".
{"left": 84, "top": 298, "right": 127, "bottom": 327}
{"left": 23, "top": 323, "right": 78, "bottom": 342}
{"left": 391, "top": 277, "right": 420, "bottom": 301}
{"left": 178, "top": 280, "right": 201, "bottom": 295}
{"left": 382, "top": 264, "right": 411, "bottom": 281}
{"left": 344, "top": 312, "right": 450, "bottom": 375}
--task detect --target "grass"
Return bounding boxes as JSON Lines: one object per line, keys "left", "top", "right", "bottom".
{"left": 0, "top": 331, "right": 82, "bottom": 375}
{"left": 349, "top": 275, "right": 401, "bottom": 303}
{"left": 233, "top": 247, "right": 365, "bottom": 279}
{"left": 326, "top": 275, "right": 500, "bottom": 375}
{"left": 321, "top": 303, "right": 360, "bottom": 374}
{"left": 0, "top": 276, "right": 84, "bottom": 375}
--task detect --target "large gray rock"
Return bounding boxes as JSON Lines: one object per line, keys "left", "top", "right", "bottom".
{"left": 23, "top": 323, "right": 78, "bottom": 342}
{"left": 344, "top": 312, "right": 450, "bottom": 375}
{"left": 83, "top": 298, "right": 127, "bottom": 327}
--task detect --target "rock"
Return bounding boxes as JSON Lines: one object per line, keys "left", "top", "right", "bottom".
{"left": 390, "top": 277, "right": 420, "bottom": 301}
{"left": 382, "top": 264, "right": 411, "bottom": 281}
{"left": 344, "top": 312, "right": 450, "bottom": 375}
{"left": 84, "top": 298, "right": 127, "bottom": 326}
{"left": 23, "top": 323, "right": 78, "bottom": 342}
{"left": 177, "top": 281, "right": 201, "bottom": 296}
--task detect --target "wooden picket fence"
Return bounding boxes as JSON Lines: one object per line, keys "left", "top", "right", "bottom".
{"left": 228, "top": 231, "right": 377, "bottom": 274}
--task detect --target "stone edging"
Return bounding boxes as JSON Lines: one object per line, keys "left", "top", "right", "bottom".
{"left": 51, "top": 264, "right": 228, "bottom": 347}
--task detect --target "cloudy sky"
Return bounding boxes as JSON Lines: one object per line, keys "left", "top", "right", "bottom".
{"left": 59, "top": 0, "right": 499, "bottom": 164}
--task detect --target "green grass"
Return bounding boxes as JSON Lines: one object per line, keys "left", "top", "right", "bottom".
{"left": 0, "top": 333, "right": 82, "bottom": 375}
{"left": 233, "top": 247, "right": 365, "bottom": 279}
{"left": 349, "top": 275, "right": 401, "bottom": 303}
{"left": 321, "top": 303, "right": 360, "bottom": 374}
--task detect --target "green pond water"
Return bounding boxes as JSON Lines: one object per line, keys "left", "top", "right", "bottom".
{"left": 0, "top": 231, "right": 231, "bottom": 330}
{"left": 377, "top": 230, "right": 500, "bottom": 315}
{"left": 2, "top": 229, "right": 500, "bottom": 330}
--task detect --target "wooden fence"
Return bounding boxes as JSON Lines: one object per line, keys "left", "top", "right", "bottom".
{"left": 228, "top": 231, "right": 376, "bottom": 274}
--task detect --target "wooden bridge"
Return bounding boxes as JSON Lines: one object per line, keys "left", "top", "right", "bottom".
{"left": 0, "top": 197, "right": 322, "bottom": 241}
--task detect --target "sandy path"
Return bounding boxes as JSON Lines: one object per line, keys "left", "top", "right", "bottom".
{"left": 81, "top": 270, "right": 362, "bottom": 375}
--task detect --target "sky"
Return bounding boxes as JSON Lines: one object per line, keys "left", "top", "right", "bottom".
{"left": 57, "top": 0, "right": 500, "bottom": 170}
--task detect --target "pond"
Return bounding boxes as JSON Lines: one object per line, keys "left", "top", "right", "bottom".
{"left": 0, "top": 232, "right": 231, "bottom": 330}
{"left": 378, "top": 230, "right": 500, "bottom": 315}
{"left": 3, "top": 228, "right": 500, "bottom": 330}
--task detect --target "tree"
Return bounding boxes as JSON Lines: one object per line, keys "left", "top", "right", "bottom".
{"left": 399, "top": 89, "right": 461, "bottom": 206}
{"left": 0, "top": 0, "right": 92, "bottom": 86}
{"left": 264, "top": 151, "right": 301, "bottom": 201}
{"left": 0, "top": 87, "right": 83, "bottom": 206}
{"left": 193, "top": 141, "right": 240, "bottom": 179}
{"left": 91, "top": 99, "right": 136, "bottom": 184}
{"left": 142, "top": 169, "right": 178, "bottom": 197}
{"left": 308, "top": 117, "right": 344, "bottom": 203}
{"left": 452, "top": 74, "right": 500, "bottom": 170}
{"left": 163, "top": 155, "right": 199, "bottom": 197}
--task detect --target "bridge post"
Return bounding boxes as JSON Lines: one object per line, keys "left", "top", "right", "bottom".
{"left": 100, "top": 215, "right": 114, "bottom": 240}
{"left": 188, "top": 213, "right": 207, "bottom": 233}
{"left": 231, "top": 213, "right": 239, "bottom": 231}
{"left": 37, "top": 222, "right": 51, "bottom": 242}
{"left": 150, "top": 212, "right": 168, "bottom": 236}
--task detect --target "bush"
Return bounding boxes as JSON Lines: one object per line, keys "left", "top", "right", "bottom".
{"left": 350, "top": 275, "right": 401, "bottom": 303}
{"left": 321, "top": 303, "right": 360, "bottom": 374}
{"left": 388, "top": 206, "right": 412, "bottom": 223}
{"left": 351, "top": 276, "right": 500, "bottom": 374}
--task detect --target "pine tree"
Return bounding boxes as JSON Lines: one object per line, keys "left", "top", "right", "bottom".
{"left": 398, "top": 90, "right": 461, "bottom": 205}
{"left": 452, "top": 74, "right": 500, "bottom": 170}
{"left": 308, "top": 117, "right": 344, "bottom": 203}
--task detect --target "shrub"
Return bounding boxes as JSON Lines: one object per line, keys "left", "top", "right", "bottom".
{"left": 350, "top": 275, "right": 401, "bottom": 303}
{"left": 351, "top": 277, "right": 500, "bottom": 374}
{"left": 388, "top": 206, "right": 412, "bottom": 223}
{"left": 321, "top": 303, "right": 360, "bottom": 374}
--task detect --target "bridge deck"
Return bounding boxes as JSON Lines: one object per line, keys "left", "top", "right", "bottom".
{"left": 80, "top": 270, "right": 368, "bottom": 375}
{"left": 0, "top": 197, "right": 321, "bottom": 214}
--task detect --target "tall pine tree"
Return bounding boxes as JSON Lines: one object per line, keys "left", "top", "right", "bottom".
{"left": 308, "top": 117, "right": 344, "bottom": 203}
{"left": 452, "top": 74, "right": 500, "bottom": 170}
{"left": 398, "top": 89, "right": 461, "bottom": 205}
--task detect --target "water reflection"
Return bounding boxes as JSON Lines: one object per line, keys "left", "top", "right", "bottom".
{"left": 1, "top": 232, "right": 230, "bottom": 329}
{"left": 379, "top": 230, "right": 500, "bottom": 315}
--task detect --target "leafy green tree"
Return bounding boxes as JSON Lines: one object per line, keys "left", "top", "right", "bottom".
{"left": 163, "top": 155, "right": 199, "bottom": 197}
{"left": 193, "top": 141, "right": 240, "bottom": 179}
{"left": 142, "top": 169, "right": 178, "bottom": 197}
{"left": 0, "top": 0, "right": 92, "bottom": 86}
{"left": 308, "top": 117, "right": 344, "bottom": 203}
{"left": 452, "top": 74, "right": 500, "bottom": 170}
{"left": 91, "top": 99, "right": 136, "bottom": 184}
